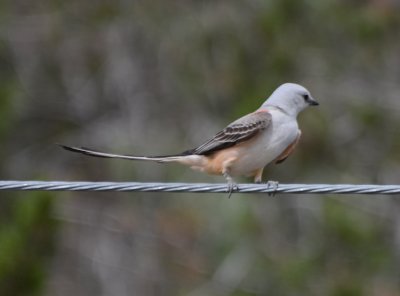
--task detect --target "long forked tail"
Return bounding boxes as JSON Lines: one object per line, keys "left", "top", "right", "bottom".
{"left": 59, "top": 145, "right": 190, "bottom": 163}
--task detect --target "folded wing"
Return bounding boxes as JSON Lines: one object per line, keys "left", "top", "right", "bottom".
{"left": 186, "top": 111, "right": 272, "bottom": 156}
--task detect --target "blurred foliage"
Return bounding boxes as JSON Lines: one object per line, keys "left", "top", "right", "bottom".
{"left": 1, "top": 0, "right": 400, "bottom": 295}
{"left": 0, "top": 192, "right": 56, "bottom": 296}
{"left": 0, "top": 32, "right": 56, "bottom": 296}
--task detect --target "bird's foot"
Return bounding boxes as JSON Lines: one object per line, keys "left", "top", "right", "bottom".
{"left": 227, "top": 181, "right": 239, "bottom": 198}
{"left": 266, "top": 180, "right": 279, "bottom": 196}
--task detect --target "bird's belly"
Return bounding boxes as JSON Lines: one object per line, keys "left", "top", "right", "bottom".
{"left": 229, "top": 125, "right": 298, "bottom": 176}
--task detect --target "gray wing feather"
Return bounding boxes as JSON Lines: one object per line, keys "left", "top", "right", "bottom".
{"left": 189, "top": 111, "right": 272, "bottom": 155}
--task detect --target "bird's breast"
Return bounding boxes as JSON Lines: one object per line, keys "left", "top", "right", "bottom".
{"left": 229, "top": 114, "right": 299, "bottom": 176}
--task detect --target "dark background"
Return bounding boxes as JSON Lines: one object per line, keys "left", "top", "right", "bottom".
{"left": 1, "top": 1, "right": 400, "bottom": 295}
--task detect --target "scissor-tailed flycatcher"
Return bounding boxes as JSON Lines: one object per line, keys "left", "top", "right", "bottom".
{"left": 61, "top": 83, "right": 319, "bottom": 196}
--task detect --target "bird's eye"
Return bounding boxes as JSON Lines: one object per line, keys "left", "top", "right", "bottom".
{"left": 302, "top": 94, "right": 309, "bottom": 101}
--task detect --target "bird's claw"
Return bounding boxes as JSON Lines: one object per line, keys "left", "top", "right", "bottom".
{"left": 227, "top": 182, "right": 239, "bottom": 198}
{"left": 266, "top": 180, "right": 279, "bottom": 196}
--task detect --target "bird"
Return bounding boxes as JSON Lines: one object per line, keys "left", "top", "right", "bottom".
{"left": 61, "top": 83, "right": 319, "bottom": 197}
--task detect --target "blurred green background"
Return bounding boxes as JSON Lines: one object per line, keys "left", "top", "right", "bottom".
{"left": 1, "top": 0, "right": 400, "bottom": 295}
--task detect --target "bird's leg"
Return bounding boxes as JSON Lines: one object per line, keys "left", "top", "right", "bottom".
{"left": 253, "top": 168, "right": 278, "bottom": 196}
{"left": 253, "top": 168, "right": 264, "bottom": 184}
{"left": 222, "top": 157, "right": 239, "bottom": 198}
{"left": 223, "top": 171, "right": 238, "bottom": 198}
{"left": 266, "top": 180, "right": 279, "bottom": 196}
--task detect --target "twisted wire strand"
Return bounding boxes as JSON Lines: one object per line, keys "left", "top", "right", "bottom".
{"left": 0, "top": 180, "right": 400, "bottom": 195}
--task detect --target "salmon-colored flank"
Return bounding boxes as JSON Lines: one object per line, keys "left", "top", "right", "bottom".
{"left": 275, "top": 132, "right": 301, "bottom": 164}
{"left": 202, "top": 147, "right": 240, "bottom": 175}
{"left": 255, "top": 108, "right": 269, "bottom": 113}
{"left": 201, "top": 133, "right": 263, "bottom": 175}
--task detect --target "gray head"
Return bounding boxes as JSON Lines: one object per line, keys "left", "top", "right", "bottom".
{"left": 261, "top": 83, "right": 319, "bottom": 116}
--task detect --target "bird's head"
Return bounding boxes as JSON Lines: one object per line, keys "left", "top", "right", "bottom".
{"left": 261, "top": 83, "right": 319, "bottom": 116}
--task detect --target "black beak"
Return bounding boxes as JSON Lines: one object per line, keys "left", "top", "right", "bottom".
{"left": 307, "top": 95, "right": 319, "bottom": 106}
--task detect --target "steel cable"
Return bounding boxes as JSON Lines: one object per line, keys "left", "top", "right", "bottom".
{"left": 0, "top": 181, "right": 399, "bottom": 195}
